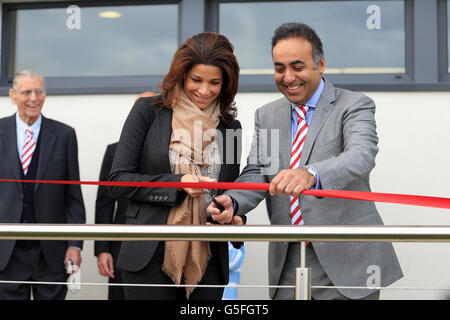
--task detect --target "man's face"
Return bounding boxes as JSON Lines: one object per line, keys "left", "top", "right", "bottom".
{"left": 273, "top": 37, "right": 325, "bottom": 105}
{"left": 9, "top": 76, "right": 46, "bottom": 126}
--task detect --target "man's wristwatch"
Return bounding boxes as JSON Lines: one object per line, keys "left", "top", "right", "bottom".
{"left": 304, "top": 166, "right": 317, "bottom": 183}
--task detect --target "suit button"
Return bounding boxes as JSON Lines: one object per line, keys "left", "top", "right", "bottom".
{"left": 23, "top": 204, "right": 28, "bottom": 208}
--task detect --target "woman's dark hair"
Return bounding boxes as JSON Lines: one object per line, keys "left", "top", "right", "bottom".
{"left": 272, "top": 22, "right": 324, "bottom": 68}
{"left": 156, "top": 32, "right": 240, "bottom": 124}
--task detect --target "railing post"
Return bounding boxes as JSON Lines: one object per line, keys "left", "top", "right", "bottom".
{"left": 295, "top": 241, "right": 311, "bottom": 300}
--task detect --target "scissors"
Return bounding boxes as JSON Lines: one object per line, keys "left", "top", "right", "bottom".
{"left": 192, "top": 165, "right": 225, "bottom": 214}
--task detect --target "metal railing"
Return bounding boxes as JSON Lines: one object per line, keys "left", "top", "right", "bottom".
{"left": 2, "top": 224, "right": 450, "bottom": 242}
{"left": 1, "top": 224, "right": 450, "bottom": 300}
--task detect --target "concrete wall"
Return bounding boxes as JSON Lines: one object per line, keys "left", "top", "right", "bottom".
{"left": 1, "top": 89, "right": 449, "bottom": 300}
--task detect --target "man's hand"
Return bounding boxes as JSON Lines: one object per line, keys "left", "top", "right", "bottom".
{"left": 97, "top": 252, "right": 115, "bottom": 279}
{"left": 135, "top": 91, "right": 157, "bottom": 102}
{"left": 64, "top": 247, "right": 82, "bottom": 271}
{"left": 206, "top": 194, "right": 234, "bottom": 224}
{"left": 269, "top": 168, "right": 316, "bottom": 197}
{"left": 231, "top": 215, "right": 244, "bottom": 225}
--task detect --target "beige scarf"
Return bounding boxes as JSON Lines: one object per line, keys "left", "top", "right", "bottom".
{"left": 162, "top": 90, "right": 220, "bottom": 298}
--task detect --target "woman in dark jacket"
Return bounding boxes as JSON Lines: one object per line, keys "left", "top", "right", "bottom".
{"left": 109, "top": 32, "right": 243, "bottom": 300}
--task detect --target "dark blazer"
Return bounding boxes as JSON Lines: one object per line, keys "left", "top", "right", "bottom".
{"left": 0, "top": 114, "right": 86, "bottom": 273}
{"left": 109, "top": 97, "right": 242, "bottom": 284}
{"left": 94, "top": 142, "right": 128, "bottom": 259}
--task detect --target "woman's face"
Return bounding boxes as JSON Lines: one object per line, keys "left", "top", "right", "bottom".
{"left": 184, "top": 64, "right": 223, "bottom": 109}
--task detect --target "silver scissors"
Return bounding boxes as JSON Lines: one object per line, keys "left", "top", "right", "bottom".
{"left": 192, "top": 165, "right": 225, "bottom": 214}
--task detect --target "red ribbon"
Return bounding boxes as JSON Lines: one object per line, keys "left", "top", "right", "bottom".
{"left": 0, "top": 179, "right": 449, "bottom": 209}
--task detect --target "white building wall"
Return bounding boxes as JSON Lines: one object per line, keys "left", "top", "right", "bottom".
{"left": 1, "top": 90, "right": 450, "bottom": 300}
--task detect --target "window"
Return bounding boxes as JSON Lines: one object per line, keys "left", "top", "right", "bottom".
{"left": 219, "top": 1, "right": 405, "bottom": 76}
{"left": 8, "top": 4, "right": 178, "bottom": 77}
{"left": 447, "top": 0, "right": 450, "bottom": 73}
{"left": 1, "top": 0, "right": 449, "bottom": 93}
{"left": 1, "top": 1, "right": 179, "bottom": 93}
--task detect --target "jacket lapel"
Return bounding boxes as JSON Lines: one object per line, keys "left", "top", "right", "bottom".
{"left": 300, "top": 79, "right": 336, "bottom": 166}
{"left": 0, "top": 115, "right": 22, "bottom": 183}
{"left": 216, "top": 122, "right": 225, "bottom": 181}
{"left": 277, "top": 99, "right": 292, "bottom": 172}
{"left": 35, "top": 116, "right": 57, "bottom": 191}
{"left": 156, "top": 108, "right": 173, "bottom": 173}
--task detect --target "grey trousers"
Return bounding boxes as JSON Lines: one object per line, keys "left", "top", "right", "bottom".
{"left": 273, "top": 242, "right": 380, "bottom": 300}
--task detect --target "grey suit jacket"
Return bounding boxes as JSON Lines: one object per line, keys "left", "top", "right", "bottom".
{"left": 226, "top": 79, "right": 403, "bottom": 299}
{"left": 0, "top": 114, "right": 86, "bottom": 272}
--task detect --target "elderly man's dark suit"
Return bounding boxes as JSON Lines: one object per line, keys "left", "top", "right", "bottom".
{"left": 0, "top": 114, "right": 85, "bottom": 299}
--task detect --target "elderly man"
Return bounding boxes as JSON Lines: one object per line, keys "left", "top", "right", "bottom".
{"left": 0, "top": 70, "right": 85, "bottom": 299}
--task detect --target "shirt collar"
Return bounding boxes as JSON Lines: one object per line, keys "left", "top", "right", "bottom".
{"left": 16, "top": 112, "right": 42, "bottom": 137}
{"left": 291, "top": 78, "right": 325, "bottom": 111}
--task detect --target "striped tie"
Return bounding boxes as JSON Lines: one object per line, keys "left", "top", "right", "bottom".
{"left": 21, "top": 129, "right": 36, "bottom": 175}
{"left": 290, "top": 105, "right": 308, "bottom": 225}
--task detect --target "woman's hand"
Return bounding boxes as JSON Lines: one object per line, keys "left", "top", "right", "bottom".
{"left": 181, "top": 174, "right": 215, "bottom": 198}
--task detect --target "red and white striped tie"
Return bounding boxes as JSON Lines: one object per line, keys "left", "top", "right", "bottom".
{"left": 290, "top": 105, "right": 308, "bottom": 225}
{"left": 21, "top": 129, "right": 36, "bottom": 175}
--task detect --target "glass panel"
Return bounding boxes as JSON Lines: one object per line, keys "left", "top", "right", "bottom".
{"left": 219, "top": 1, "right": 405, "bottom": 74}
{"left": 8, "top": 4, "right": 178, "bottom": 77}
{"left": 447, "top": 0, "right": 450, "bottom": 73}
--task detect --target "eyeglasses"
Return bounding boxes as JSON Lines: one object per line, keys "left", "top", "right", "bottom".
{"left": 15, "top": 88, "right": 46, "bottom": 98}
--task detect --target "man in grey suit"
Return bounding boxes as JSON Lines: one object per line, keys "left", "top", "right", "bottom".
{"left": 0, "top": 70, "right": 85, "bottom": 299}
{"left": 208, "top": 23, "right": 403, "bottom": 300}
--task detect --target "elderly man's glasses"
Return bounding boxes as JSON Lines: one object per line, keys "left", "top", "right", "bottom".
{"left": 15, "top": 88, "right": 46, "bottom": 98}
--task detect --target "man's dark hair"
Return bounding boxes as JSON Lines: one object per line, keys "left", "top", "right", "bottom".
{"left": 271, "top": 22, "right": 324, "bottom": 68}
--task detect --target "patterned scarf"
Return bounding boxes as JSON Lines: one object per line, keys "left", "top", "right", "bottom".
{"left": 162, "top": 90, "right": 220, "bottom": 298}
